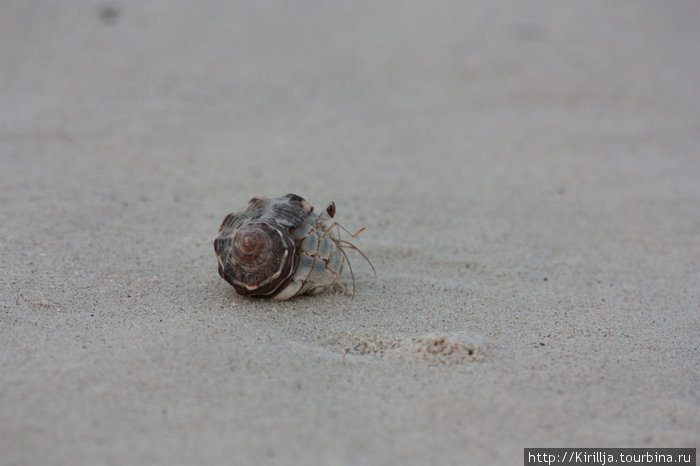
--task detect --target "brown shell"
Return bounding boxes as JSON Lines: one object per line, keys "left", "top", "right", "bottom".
{"left": 214, "top": 194, "right": 312, "bottom": 297}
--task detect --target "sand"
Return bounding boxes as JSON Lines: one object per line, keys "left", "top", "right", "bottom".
{"left": 1, "top": 1, "right": 698, "bottom": 465}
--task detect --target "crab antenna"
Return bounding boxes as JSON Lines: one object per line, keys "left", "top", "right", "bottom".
{"left": 339, "top": 240, "right": 376, "bottom": 276}
{"left": 323, "top": 220, "right": 366, "bottom": 239}
{"left": 340, "top": 226, "right": 365, "bottom": 238}
{"left": 337, "top": 244, "right": 356, "bottom": 298}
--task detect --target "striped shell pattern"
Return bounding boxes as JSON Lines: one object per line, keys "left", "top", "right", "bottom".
{"left": 214, "top": 194, "right": 346, "bottom": 301}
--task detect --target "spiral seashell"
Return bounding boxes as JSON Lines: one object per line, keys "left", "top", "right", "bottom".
{"left": 214, "top": 194, "right": 372, "bottom": 300}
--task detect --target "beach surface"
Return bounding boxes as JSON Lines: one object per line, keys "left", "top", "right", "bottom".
{"left": 1, "top": 2, "right": 698, "bottom": 465}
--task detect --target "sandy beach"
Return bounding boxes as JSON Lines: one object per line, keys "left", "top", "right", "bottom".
{"left": 1, "top": 1, "right": 698, "bottom": 465}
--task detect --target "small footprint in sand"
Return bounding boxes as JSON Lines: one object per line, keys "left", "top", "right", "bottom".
{"left": 345, "top": 332, "right": 488, "bottom": 365}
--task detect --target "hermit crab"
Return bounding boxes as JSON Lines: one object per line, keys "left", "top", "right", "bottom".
{"left": 214, "top": 194, "right": 373, "bottom": 301}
